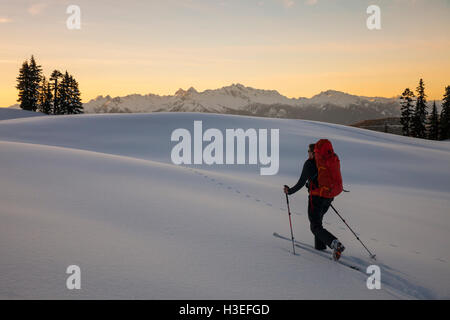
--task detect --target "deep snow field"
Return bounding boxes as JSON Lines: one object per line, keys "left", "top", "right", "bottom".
{"left": 0, "top": 108, "right": 46, "bottom": 121}
{"left": 0, "top": 110, "right": 449, "bottom": 299}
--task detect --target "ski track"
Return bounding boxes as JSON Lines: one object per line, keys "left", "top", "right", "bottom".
{"left": 185, "top": 165, "right": 448, "bottom": 267}
{"left": 272, "top": 232, "right": 436, "bottom": 299}
{"left": 186, "top": 165, "right": 448, "bottom": 299}
{"left": 1, "top": 112, "right": 449, "bottom": 299}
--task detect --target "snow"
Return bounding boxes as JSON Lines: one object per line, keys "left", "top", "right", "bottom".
{"left": 0, "top": 108, "right": 47, "bottom": 121}
{"left": 168, "top": 83, "right": 302, "bottom": 113}
{"left": 82, "top": 83, "right": 404, "bottom": 114}
{"left": 309, "top": 90, "right": 398, "bottom": 108}
{"left": 0, "top": 112, "right": 449, "bottom": 299}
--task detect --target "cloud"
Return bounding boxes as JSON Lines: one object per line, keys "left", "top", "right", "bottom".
{"left": 0, "top": 17, "right": 12, "bottom": 23}
{"left": 28, "top": 3, "right": 48, "bottom": 16}
{"left": 305, "top": 0, "right": 318, "bottom": 5}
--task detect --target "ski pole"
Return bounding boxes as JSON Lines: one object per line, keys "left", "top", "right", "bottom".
{"left": 330, "top": 204, "right": 376, "bottom": 260}
{"left": 284, "top": 186, "right": 296, "bottom": 255}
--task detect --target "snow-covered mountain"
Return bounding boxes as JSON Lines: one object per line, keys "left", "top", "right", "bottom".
{"left": 7, "top": 84, "right": 443, "bottom": 125}
{"left": 82, "top": 84, "right": 404, "bottom": 125}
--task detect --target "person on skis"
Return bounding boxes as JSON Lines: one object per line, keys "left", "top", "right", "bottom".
{"left": 284, "top": 143, "right": 345, "bottom": 260}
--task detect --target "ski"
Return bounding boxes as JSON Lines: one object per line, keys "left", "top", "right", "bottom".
{"left": 273, "top": 232, "right": 361, "bottom": 271}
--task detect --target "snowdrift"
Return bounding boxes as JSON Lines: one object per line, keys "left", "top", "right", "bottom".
{"left": 0, "top": 112, "right": 449, "bottom": 299}
{"left": 0, "top": 108, "right": 46, "bottom": 121}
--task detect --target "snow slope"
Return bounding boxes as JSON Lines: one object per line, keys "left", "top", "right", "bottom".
{"left": 0, "top": 108, "right": 46, "bottom": 121}
{"left": 0, "top": 113, "right": 449, "bottom": 299}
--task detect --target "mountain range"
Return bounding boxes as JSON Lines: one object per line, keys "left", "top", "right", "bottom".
{"left": 8, "top": 83, "right": 443, "bottom": 125}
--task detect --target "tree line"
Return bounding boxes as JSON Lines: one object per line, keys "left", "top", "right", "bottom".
{"left": 16, "top": 55, "right": 83, "bottom": 115}
{"left": 400, "top": 79, "right": 450, "bottom": 140}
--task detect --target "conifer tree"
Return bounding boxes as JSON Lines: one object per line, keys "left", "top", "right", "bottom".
{"left": 16, "top": 56, "right": 42, "bottom": 111}
{"left": 67, "top": 75, "right": 83, "bottom": 114}
{"left": 439, "top": 86, "right": 450, "bottom": 140}
{"left": 427, "top": 101, "right": 439, "bottom": 140}
{"left": 16, "top": 60, "right": 32, "bottom": 110}
{"left": 16, "top": 57, "right": 83, "bottom": 115}
{"left": 400, "top": 88, "right": 415, "bottom": 136}
{"left": 28, "top": 55, "right": 43, "bottom": 111}
{"left": 37, "top": 76, "right": 53, "bottom": 114}
{"left": 411, "top": 79, "right": 428, "bottom": 138}
{"left": 58, "top": 71, "right": 71, "bottom": 115}
{"left": 50, "top": 70, "right": 63, "bottom": 114}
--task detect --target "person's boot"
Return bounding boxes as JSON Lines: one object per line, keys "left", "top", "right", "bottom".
{"left": 330, "top": 239, "right": 345, "bottom": 261}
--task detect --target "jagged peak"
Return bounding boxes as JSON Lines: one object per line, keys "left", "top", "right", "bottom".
{"left": 314, "top": 90, "right": 354, "bottom": 97}
{"left": 175, "top": 88, "right": 186, "bottom": 96}
{"left": 232, "top": 83, "right": 245, "bottom": 89}
{"left": 220, "top": 83, "right": 247, "bottom": 91}
{"left": 187, "top": 87, "right": 198, "bottom": 93}
{"left": 220, "top": 83, "right": 282, "bottom": 96}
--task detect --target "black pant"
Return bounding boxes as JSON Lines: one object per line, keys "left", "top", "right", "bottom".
{"left": 308, "top": 195, "right": 337, "bottom": 250}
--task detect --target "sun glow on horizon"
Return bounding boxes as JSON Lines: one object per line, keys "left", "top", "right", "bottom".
{"left": 1, "top": 0, "right": 449, "bottom": 107}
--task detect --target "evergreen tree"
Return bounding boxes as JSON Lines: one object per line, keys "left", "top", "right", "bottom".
{"left": 67, "top": 75, "right": 83, "bottom": 114}
{"left": 17, "top": 58, "right": 83, "bottom": 115}
{"left": 58, "top": 71, "right": 71, "bottom": 115}
{"left": 37, "top": 76, "right": 53, "bottom": 114}
{"left": 439, "top": 86, "right": 450, "bottom": 140}
{"left": 411, "top": 78, "right": 428, "bottom": 138}
{"left": 16, "top": 60, "right": 32, "bottom": 110}
{"left": 50, "top": 70, "right": 63, "bottom": 114}
{"left": 28, "top": 55, "right": 43, "bottom": 111}
{"left": 399, "top": 88, "right": 415, "bottom": 136}
{"left": 427, "top": 101, "right": 439, "bottom": 140}
{"left": 16, "top": 56, "right": 42, "bottom": 111}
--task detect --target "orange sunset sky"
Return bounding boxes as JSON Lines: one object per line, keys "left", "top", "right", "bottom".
{"left": 1, "top": 0, "right": 449, "bottom": 107}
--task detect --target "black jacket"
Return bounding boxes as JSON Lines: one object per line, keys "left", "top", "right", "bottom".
{"left": 288, "top": 159, "right": 319, "bottom": 195}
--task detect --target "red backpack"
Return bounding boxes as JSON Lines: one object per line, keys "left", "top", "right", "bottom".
{"left": 310, "top": 139, "right": 343, "bottom": 198}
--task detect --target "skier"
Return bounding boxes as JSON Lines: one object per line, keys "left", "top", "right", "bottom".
{"left": 284, "top": 143, "right": 345, "bottom": 261}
